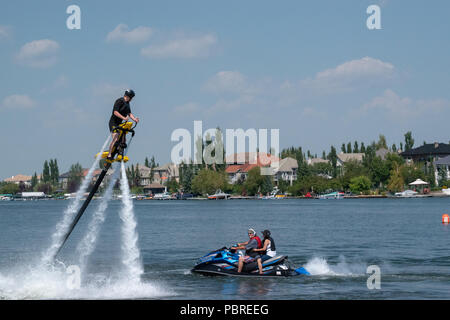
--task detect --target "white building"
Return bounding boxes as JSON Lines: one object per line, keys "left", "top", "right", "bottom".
{"left": 273, "top": 157, "right": 298, "bottom": 186}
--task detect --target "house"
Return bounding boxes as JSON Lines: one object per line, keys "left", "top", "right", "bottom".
{"left": 143, "top": 183, "right": 166, "bottom": 195}
{"left": 4, "top": 174, "right": 32, "bottom": 187}
{"left": 131, "top": 164, "right": 152, "bottom": 186}
{"left": 401, "top": 142, "right": 450, "bottom": 164}
{"left": 225, "top": 152, "right": 279, "bottom": 167}
{"left": 336, "top": 153, "right": 364, "bottom": 167}
{"left": 434, "top": 155, "right": 450, "bottom": 185}
{"left": 59, "top": 169, "right": 102, "bottom": 189}
{"left": 307, "top": 158, "right": 332, "bottom": 179}
{"left": 225, "top": 152, "right": 280, "bottom": 184}
{"left": 375, "top": 148, "right": 390, "bottom": 160}
{"left": 307, "top": 158, "right": 330, "bottom": 166}
{"left": 225, "top": 163, "right": 259, "bottom": 184}
{"left": 152, "top": 163, "right": 179, "bottom": 184}
{"left": 273, "top": 157, "right": 298, "bottom": 186}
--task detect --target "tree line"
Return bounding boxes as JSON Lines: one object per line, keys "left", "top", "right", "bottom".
{"left": 1, "top": 131, "right": 443, "bottom": 197}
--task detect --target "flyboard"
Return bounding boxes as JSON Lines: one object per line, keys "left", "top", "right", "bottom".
{"left": 52, "top": 121, "right": 136, "bottom": 260}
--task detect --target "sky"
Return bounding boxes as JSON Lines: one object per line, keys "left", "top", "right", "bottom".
{"left": 1, "top": 0, "right": 450, "bottom": 179}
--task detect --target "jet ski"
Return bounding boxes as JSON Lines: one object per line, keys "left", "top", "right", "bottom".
{"left": 191, "top": 247, "right": 310, "bottom": 277}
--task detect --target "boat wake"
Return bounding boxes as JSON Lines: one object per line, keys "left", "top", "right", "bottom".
{"left": 0, "top": 263, "right": 174, "bottom": 299}
{"left": 41, "top": 135, "right": 111, "bottom": 264}
{"left": 0, "top": 136, "right": 175, "bottom": 299}
{"left": 303, "top": 256, "right": 367, "bottom": 277}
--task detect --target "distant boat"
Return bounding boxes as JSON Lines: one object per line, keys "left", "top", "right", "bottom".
{"left": 153, "top": 191, "right": 173, "bottom": 200}
{"left": 394, "top": 190, "right": 418, "bottom": 198}
{"left": 208, "top": 189, "right": 229, "bottom": 200}
{"left": 260, "top": 187, "right": 285, "bottom": 199}
{"left": 319, "top": 191, "right": 344, "bottom": 199}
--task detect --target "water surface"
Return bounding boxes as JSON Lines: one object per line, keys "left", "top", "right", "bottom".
{"left": 0, "top": 198, "right": 449, "bottom": 299}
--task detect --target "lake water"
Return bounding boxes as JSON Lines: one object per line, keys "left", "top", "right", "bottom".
{"left": 0, "top": 198, "right": 449, "bottom": 300}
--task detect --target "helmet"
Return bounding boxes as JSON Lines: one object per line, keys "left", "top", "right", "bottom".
{"left": 262, "top": 229, "right": 271, "bottom": 237}
{"left": 124, "top": 89, "right": 135, "bottom": 98}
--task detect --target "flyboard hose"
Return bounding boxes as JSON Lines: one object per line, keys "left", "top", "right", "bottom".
{"left": 52, "top": 122, "right": 137, "bottom": 260}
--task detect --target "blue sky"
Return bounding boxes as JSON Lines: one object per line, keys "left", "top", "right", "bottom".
{"left": 1, "top": 0, "right": 450, "bottom": 179}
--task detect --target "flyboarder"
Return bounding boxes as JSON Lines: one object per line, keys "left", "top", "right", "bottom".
{"left": 107, "top": 89, "right": 139, "bottom": 161}
{"left": 51, "top": 92, "right": 139, "bottom": 260}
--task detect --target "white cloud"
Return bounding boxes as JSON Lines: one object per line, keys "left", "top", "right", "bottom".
{"left": 106, "top": 24, "right": 153, "bottom": 44}
{"left": 1, "top": 94, "right": 35, "bottom": 109}
{"left": 203, "top": 71, "right": 248, "bottom": 94}
{"left": 141, "top": 33, "right": 217, "bottom": 59}
{"left": 15, "top": 39, "right": 60, "bottom": 68}
{"left": 302, "top": 57, "right": 395, "bottom": 93}
{"left": 361, "top": 89, "right": 449, "bottom": 118}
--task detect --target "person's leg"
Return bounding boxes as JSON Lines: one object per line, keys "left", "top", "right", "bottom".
{"left": 108, "top": 132, "right": 119, "bottom": 158}
{"left": 257, "top": 258, "right": 263, "bottom": 274}
{"left": 238, "top": 256, "right": 244, "bottom": 273}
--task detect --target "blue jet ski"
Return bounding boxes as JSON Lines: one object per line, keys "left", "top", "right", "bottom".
{"left": 191, "top": 247, "right": 310, "bottom": 277}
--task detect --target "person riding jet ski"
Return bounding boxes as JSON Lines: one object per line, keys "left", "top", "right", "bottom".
{"left": 230, "top": 228, "right": 263, "bottom": 274}
{"left": 253, "top": 229, "right": 277, "bottom": 274}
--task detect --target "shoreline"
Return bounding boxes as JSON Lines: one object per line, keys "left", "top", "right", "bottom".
{"left": 3, "top": 192, "right": 449, "bottom": 201}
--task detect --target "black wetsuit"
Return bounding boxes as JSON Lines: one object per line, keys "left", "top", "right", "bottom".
{"left": 109, "top": 97, "right": 131, "bottom": 132}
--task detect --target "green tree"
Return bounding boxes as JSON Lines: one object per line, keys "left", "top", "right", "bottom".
{"left": 166, "top": 179, "right": 180, "bottom": 193}
{"left": 349, "top": 176, "right": 372, "bottom": 194}
{"left": 400, "top": 163, "right": 425, "bottom": 185}
{"left": 327, "top": 146, "right": 338, "bottom": 178}
{"left": 67, "top": 163, "right": 83, "bottom": 193}
{"left": 288, "top": 175, "right": 340, "bottom": 196}
{"left": 243, "top": 167, "right": 272, "bottom": 196}
{"left": 353, "top": 141, "right": 359, "bottom": 153}
{"left": 387, "top": 162, "right": 404, "bottom": 192}
{"left": 134, "top": 164, "right": 141, "bottom": 188}
{"left": 360, "top": 142, "right": 366, "bottom": 154}
{"left": 36, "top": 182, "right": 53, "bottom": 194}
{"left": 179, "top": 161, "right": 194, "bottom": 193}
{"left": 376, "top": 134, "right": 388, "bottom": 150}
{"left": 0, "top": 182, "right": 19, "bottom": 195}
{"left": 49, "top": 159, "right": 59, "bottom": 186}
{"left": 42, "top": 160, "right": 50, "bottom": 183}
{"left": 31, "top": 172, "right": 38, "bottom": 190}
{"left": 340, "top": 160, "right": 367, "bottom": 190}
{"left": 192, "top": 169, "right": 228, "bottom": 195}
{"left": 368, "top": 156, "right": 389, "bottom": 188}
{"left": 346, "top": 142, "right": 352, "bottom": 153}
{"left": 404, "top": 131, "right": 414, "bottom": 151}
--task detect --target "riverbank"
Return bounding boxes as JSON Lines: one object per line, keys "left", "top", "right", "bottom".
{"left": 4, "top": 192, "right": 449, "bottom": 201}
